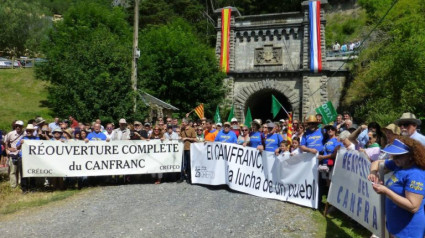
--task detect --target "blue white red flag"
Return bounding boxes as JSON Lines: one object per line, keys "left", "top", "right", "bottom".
{"left": 309, "top": 1, "right": 322, "bottom": 73}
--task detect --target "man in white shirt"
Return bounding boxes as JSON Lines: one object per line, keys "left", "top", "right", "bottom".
{"left": 395, "top": 112, "right": 425, "bottom": 146}
{"left": 4, "top": 120, "right": 25, "bottom": 188}
{"left": 111, "top": 118, "right": 130, "bottom": 141}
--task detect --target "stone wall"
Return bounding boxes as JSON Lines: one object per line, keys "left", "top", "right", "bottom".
{"left": 215, "top": 1, "right": 349, "bottom": 121}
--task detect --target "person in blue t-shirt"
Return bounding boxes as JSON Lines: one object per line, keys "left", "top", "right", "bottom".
{"left": 369, "top": 138, "right": 425, "bottom": 238}
{"left": 249, "top": 119, "right": 263, "bottom": 149}
{"left": 264, "top": 122, "right": 283, "bottom": 152}
{"left": 16, "top": 124, "right": 40, "bottom": 192}
{"left": 300, "top": 115, "right": 324, "bottom": 154}
{"left": 214, "top": 122, "right": 237, "bottom": 144}
{"left": 318, "top": 125, "right": 341, "bottom": 166}
{"left": 85, "top": 123, "right": 107, "bottom": 141}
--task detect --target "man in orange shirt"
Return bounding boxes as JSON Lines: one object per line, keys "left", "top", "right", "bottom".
{"left": 204, "top": 119, "right": 218, "bottom": 142}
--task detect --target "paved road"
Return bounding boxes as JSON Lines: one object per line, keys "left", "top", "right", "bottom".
{"left": 0, "top": 182, "right": 318, "bottom": 238}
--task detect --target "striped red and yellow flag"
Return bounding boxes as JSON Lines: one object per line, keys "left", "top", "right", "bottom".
{"left": 194, "top": 103, "right": 204, "bottom": 119}
{"left": 220, "top": 8, "right": 231, "bottom": 73}
{"left": 287, "top": 112, "right": 293, "bottom": 145}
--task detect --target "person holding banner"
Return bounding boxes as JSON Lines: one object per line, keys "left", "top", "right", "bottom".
{"left": 368, "top": 138, "right": 425, "bottom": 238}
{"left": 249, "top": 119, "right": 263, "bottom": 149}
{"left": 300, "top": 115, "right": 324, "bottom": 155}
{"left": 263, "top": 122, "right": 283, "bottom": 152}
{"left": 318, "top": 125, "right": 341, "bottom": 170}
{"left": 179, "top": 118, "right": 197, "bottom": 183}
{"left": 16, "top": 124, "right": 40, "bottom": 192}
{"left": 214, "top": 122, "right": 237, "bottom": 144}
{"left": 204, "top": 119, "right": 218, "bottom": 142}
{"left": 4, "top": 120, "right": 25, "bottom": 188}
{"left": 237, "top": 125, "right": 250, "bottom": 146}
{"left": 150, "top": 125, "right": 165, "bottom": 184}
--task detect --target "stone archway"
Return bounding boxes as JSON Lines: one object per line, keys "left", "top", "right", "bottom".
{"left": 245, "top": 89, "right": 291, "bottom": 122}
{"left": 233, "top": 79, "right": 300, "bottom": 122}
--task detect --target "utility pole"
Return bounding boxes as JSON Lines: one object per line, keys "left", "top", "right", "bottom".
{"left": 131, "top": 0, "right": 140, "bottom": 114}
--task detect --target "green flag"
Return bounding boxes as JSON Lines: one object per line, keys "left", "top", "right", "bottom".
{"left": 245, "top": 107, "right": 252, "bottom": 128}
{"left": 214, "top": 106, "right": 221, "bottom": 123}
{"left": 315, "top": 101, "right": 337, "bottom": 124}
{"left": 271, "top": 95, "right": 282, "bottom": 119}
{"left": 227, "top": 105, "right": 234, "bottom": 122}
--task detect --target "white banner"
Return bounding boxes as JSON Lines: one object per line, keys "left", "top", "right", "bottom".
{"left": 22, "top": 140, "right": 183, "bottom": 177}
{"left": 191, "top": 142, "right": 319, "bottom": 209}
{"left": 328, "top": 149, "right": 384, "bottom": 237}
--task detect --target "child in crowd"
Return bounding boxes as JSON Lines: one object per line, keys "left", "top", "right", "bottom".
{"left": 290, "top": 136, "right": 301, "bottom": 156}
{"left": 275, "top": 140, "right": 290, "bottom": 156}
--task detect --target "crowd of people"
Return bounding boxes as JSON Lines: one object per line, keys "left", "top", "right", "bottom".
{"left": 1, "top": 111, "right": 424, "bottom": 237}
{"left": 331, "top": 40, "right": 361, "bottom": 53}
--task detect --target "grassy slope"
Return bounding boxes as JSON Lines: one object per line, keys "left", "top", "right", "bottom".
{"left": 0, "top": 68, "right": 53, "bottom": 132}
{"left": 325, "top": 8, "right": 367, "bottom": 49}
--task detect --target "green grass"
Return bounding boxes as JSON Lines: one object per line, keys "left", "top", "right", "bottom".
{"left": 312, "top": 200, "right": 371, "bottom": 238}
{"left": 0, "top": 179, "right": 83, "bottom": 216}
{"left": 0, "top": 68, "right": 53, "bottom": 132}
{"left": 326, "top": 9, "right": 368, "bottom": 49}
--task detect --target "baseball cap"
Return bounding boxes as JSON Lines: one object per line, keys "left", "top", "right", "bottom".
{"left": 231, "top": 118, "right": 238, "bottom": 122}
{"left": 15, "top": 120, "right": 24, "bottom": 126}
{"left": 119, "top": 118, "right": 127, "bottom": 124}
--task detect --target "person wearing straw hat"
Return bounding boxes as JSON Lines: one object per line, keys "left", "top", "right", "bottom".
{"left": 368, "top": 137, "right": 425, "bottom": 238}
{"left": 395, "top": 112, "right": 425, "bottom": 146}
{"left": 299, "top": 115, "right": 324, "bottom": 155}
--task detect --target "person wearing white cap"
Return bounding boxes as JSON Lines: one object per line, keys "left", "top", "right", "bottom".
{"left": 395, "top": 112, "right": 425, "bottom": 146}
{"left": 230, "top": 117, "right": 240, "bottom": 137}
{"left": 4, "top": 120, "right": 25, "bottom": 188}
{"left": 110, "top": 118, "right": 130, "bottom": 141}
{"left": 368, "top": 137, "right": 425, "bottom": 238}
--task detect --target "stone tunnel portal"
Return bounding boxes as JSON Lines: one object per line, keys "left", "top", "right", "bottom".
{"left": 245, "top": 89, "right": 292, "bottom": 123}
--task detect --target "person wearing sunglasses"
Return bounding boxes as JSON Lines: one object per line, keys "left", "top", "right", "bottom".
{"left": 237, "top": 125, "right": 250, "bottom": 147}
{"left": 103, "top": 123, "right": 115, "bottom": 140}
{"left": 359, "top": 130, "right": 381, "bottom": 162}
{"left": 395, "top": 112, "right": 425, "bottom": 146}
{"left": 196, "top": 127, "right": 205, "bottom": 142}
{"left": 368, "top": 137, "right": 425, "bottom": 238}
{"left": 150, "top": 125, "right": 165, "bottom": 184}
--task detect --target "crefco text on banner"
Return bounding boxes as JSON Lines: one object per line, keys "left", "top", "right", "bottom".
{"left": 190, "top": 142, "right": 319, "bottom": 209}
{"left": 327, "top": 149, "right": 385, "bottom": 237}
{"left": 22, "top": 140, "right": 183, "bottom": 177}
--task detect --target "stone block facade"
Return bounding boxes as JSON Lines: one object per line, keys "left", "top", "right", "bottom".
{"left": 215, "top": 1, "right": 349, "bottom": 121}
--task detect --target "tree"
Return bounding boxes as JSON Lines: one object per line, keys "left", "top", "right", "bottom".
{"left": 138, "top": 18, "right": 226, "bottom": 118}
{"left": 36, "top": 2, "right": 140, "bottom": 123}
{"left": 0, "top": 0, "right": 50, "bottom": 56}
{"left": 344, "top": 0, "right": 425, "bottom": 126}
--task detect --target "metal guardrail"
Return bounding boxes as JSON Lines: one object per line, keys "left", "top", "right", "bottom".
{"left": 326, "top": 50, "right": 359, "bottom": 58}
{"left": 0, "top": 58, "right": 46, "bottom": 69}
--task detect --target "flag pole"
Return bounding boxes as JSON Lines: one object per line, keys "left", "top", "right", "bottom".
{"left": 280, "top": 105, "right": 290, "bottom": 118}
